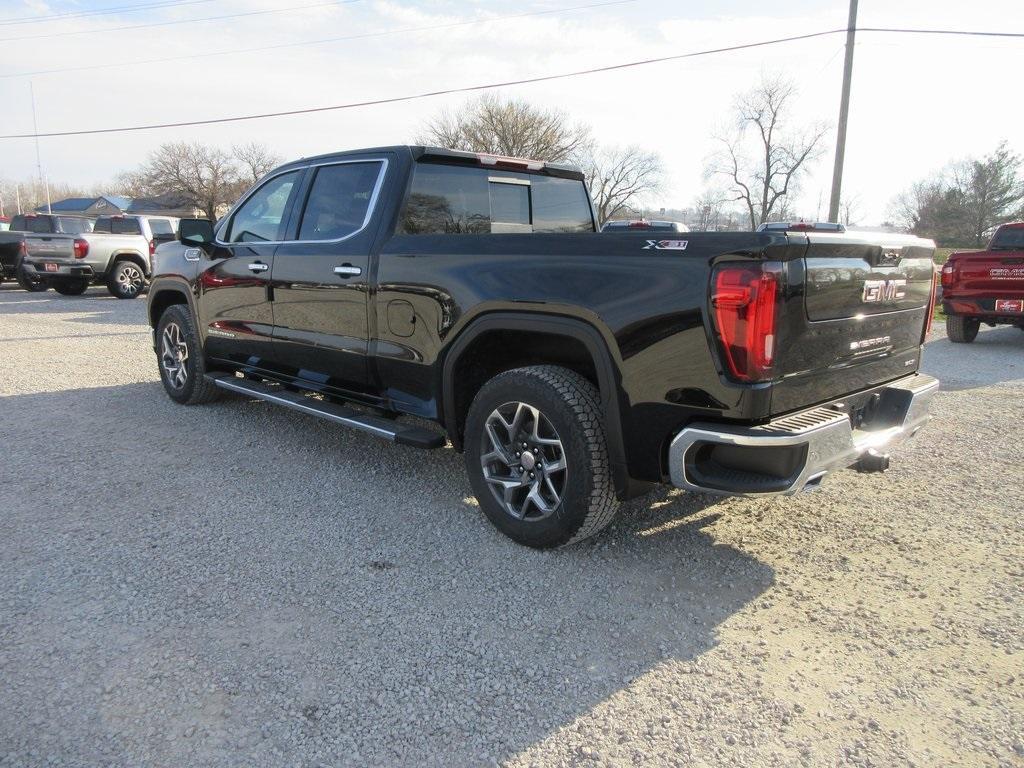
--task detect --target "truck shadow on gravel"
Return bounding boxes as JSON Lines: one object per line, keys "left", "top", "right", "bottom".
{"left": 2, "top": 381, "right": 773, "bottom": 767}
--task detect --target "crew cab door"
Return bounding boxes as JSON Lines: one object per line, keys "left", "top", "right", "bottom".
{"left": 197, "top": 169, "right": 302, "bottom": 367}
{"left": 269, "top": 158, "right": 388, "bottom": 393}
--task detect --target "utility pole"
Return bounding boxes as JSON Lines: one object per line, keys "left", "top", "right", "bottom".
{"left": 30, "top": 80, "right": 47, "bottom": 212}
{"left": 828, "top": 0, "right": 858, "bottom": 223}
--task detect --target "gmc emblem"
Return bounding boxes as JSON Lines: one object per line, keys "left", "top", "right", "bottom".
{"left": 862, "top": 279, "right": 907, "bottom": 303}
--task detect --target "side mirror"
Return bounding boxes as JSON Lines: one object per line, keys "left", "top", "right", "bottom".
{"left": 178, "top": 218, "right": 215, "bottom": 247}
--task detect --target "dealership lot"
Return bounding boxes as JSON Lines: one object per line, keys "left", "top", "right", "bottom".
{"left": 1, "top": 285, "right": 1021, "bottom": 767}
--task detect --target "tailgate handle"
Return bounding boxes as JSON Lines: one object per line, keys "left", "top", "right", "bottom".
{"left": 873, "top": 248, "right": 903, "bottom": 267}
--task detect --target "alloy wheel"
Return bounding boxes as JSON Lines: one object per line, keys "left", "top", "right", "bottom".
{"left": 160, "top": 322, "right": 189, "bottom": 390}
{"left": 117, "top": 265, "right": 144, "bottom": 296}
{"left": 480, "top": 401, "right": 567, "bottom": 520}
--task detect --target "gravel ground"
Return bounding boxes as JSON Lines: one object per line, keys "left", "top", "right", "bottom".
{"left": 1, "top": 284, "right": 1022, "bottom": 767}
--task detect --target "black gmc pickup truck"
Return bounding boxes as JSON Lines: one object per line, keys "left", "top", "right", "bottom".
{"left": 147, "top": 145, "right": 939, "bottom": 548}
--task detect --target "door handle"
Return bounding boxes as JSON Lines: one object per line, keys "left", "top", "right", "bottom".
{"left": 248, "top": 262, "right": 269, "bottom": 273}
{"left": 333, "top": 265, "right": 362, "bottom": 277}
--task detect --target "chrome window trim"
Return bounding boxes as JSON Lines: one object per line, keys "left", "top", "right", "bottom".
{"left": 488, "top": 176, "right": 531, "bottom": 186}
{"left": 214, "top": 158, "right": 390, "bottom": 247}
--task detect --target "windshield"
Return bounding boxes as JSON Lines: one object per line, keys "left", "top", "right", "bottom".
{"left": 991, "top": 227, "right": 1024, "bottom": 250}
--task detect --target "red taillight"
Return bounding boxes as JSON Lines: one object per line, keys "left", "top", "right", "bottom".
{"left": 72, "top": 238, "right": 89, "bottom": 259}
{"left": 940, "top": 261, "right": 956, "bottom": 288}
{"left": 18, "top": 239, "right": 28, "bottom": 257}
{"left": 712, "top": 262, "right": 781, "bottom": 382}
{"left": 148, "top": 239, "right": 155, "bottom": 256}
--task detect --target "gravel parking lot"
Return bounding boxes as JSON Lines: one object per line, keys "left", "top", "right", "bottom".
{"left": 1, "top": 284, "right": 1022, "bottom": 767}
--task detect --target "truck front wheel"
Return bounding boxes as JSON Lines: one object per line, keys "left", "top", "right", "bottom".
{"left": 155, "top": 305, "right": 222, "bottom": 405}
{"left": 946, "top": 315, "right": 980, "bottom": 343}
{"left": 464, "top": 365, "right": 618, "bottom": 548}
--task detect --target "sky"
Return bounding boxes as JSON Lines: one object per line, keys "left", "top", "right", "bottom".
{"left": 0, "top": 0, "right": 1021, "bottom": 224}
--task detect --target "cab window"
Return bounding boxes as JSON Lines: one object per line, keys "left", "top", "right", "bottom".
{"left": 296, "top": 162, "right": 383, "bottom": 241}
{"left": 225, "top": 171, "right": 300, "bottom": 243}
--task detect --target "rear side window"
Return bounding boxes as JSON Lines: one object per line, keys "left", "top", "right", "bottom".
{"left": 398, "top": 164, "right": 594, "bottom": 235}
{"left": 297, "top": 162, "right": 383, "bottom": 241}
{"left": 59, "top": 217, "right": 93, "bottom": 234}
{"left": 399, "top": 164, "right": 490, "bottom": 234}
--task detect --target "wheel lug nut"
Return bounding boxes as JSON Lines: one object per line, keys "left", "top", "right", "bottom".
{"left": 529, "top": 472, "right": 535, "bottom": 479}
{"left": 519, "top": 465, "right": 524, "bottom": 472}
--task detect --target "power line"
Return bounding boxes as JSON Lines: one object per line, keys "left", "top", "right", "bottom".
{"left": 0, "top": 0, "right": 361, "bottom": 42}
{"left": 1, "top": 26, "right": 1020, "bottom": 141}
{"left": 1, "top": 0, "right": 637, "bottom": 79}
{"left": 0, "top": 0, "right": 218, "bottom": 27}
{"left": 857, "top": 26, "right": 1024, "bottom": 39}
{"left": 0, "top": 29, "right": 847, "bottom": 139}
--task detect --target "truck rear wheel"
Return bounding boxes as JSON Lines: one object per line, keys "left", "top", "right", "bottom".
{"left": 53, "top": 279, "right": 89, "bottom": 296}
{"left": 464, "top": 365, "right": 618, "bottom": 548}
{"left": 16, "top": 265, "right": 47, "bottom": 292}
{"left": 946, "top": 315, "right": 979, "bottom": 343}
{"left": 107, "top": 260, "right": 146, "bottom": 299}
{"left": 156, "top": 304, "right": 222, "bottom": 405}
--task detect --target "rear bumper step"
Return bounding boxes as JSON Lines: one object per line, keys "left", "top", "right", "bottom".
{"left": 667, "top": 373, "right": 939, "bottom": 496}
{"left": 205, "top": 374, "right": 446, "bottom": 449}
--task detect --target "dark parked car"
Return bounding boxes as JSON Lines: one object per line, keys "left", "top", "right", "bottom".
{"left": 0, "top": 214, "right": 94, "bottom": 289}
{"left": 147, "top": 145, "right": 939, "bottom": 548}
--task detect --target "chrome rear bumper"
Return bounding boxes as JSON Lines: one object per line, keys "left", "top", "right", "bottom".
{"left": 668, "top": 373, "right": 939, "bottom": 496}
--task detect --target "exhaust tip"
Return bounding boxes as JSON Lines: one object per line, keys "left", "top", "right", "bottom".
{"left": 856, "top": 449, "right": 890, "bottom": 474}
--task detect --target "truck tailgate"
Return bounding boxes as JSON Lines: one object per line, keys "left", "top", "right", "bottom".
{"left": 953, "top": 252, "right": 1024, "bottom": 293}
{"left": 771, "top": 232, "right": 935, "bottom": 414}
{"left": 25, "top": 234, "right": 76, "bottom": 260}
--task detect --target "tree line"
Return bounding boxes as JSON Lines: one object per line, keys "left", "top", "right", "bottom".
{"left": 892, "top": 141, "right": 1023, "bottom": 247}
{"left": 6, "top": 77, "right": 1017, "bottom": 239}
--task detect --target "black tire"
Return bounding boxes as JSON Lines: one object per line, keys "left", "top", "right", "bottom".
{"left": 464, "top": 365, "right": 618, "bottom": 548}
{"left": 52, "top": 279, "right": 90, "bottom": 296}
{"left": 155, "top": 304, "right": 222, "bottom": 405}
{"left": 107, "top": 259, "right": 147, "bottom": 299}
{"left": 16, "top": 264, "right": 48, "bottom": 292}
{"left": 946, "top": 315, "right": 979, "bottom": 343}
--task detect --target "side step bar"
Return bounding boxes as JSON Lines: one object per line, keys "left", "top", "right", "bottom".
{"left": 205, "top": 374, "right": 446, "bottom": 449}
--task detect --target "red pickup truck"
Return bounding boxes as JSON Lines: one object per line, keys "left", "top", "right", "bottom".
{"left": 941, "top": 222, "right": 1024, "bottom": 342}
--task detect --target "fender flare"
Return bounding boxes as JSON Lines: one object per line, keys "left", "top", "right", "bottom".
{"left": 108, "top": 250, "right": 149, "bottom": 277}
{"left": 147, "top": 278, "right": 196, "bottom": 328}
{"left": 440, "top": 311, "right": 630, "bottom": 494}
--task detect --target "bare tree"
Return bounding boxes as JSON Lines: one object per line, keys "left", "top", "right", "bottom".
{"left": 585, "top": 145, "right": 664, "bottom": 226}
{"left": 707, "top": 74, "right": 828, "bottom": 230}
{"left": 839, "top": 192, "right": 862, "bottom": 226}
{"left": 691, "top": 188, "right": 738, "bottom": 231}
{"left": 418, "top": 93, "right": 593, "bottom": 163}
{"left": 233, "top": 142, "right": 282, "bottom": 186}
{"left": 131, "top": 142, "right": 241, "bottom": 220}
